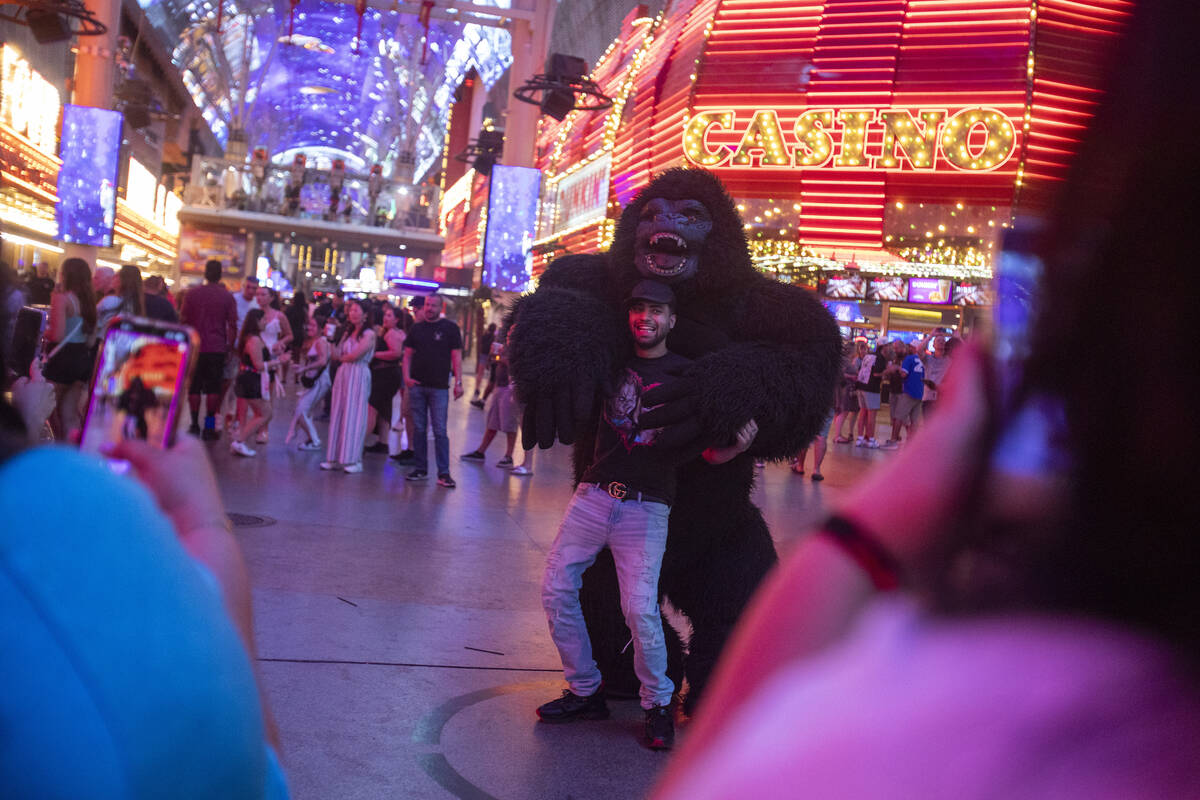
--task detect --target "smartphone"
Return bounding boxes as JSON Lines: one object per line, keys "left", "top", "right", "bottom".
{"left": 80, "top": 315, "right": 199, "bottom": 465}
{"left": 990, "top": 220, "right": 1070, "bottom": 476}
{"left": 9, "top": 305, "right": 49, "bottom": 379}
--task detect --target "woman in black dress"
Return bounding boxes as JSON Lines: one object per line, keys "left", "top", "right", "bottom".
{"left": 364, "top": 304, "right": 404, "bottom": 454}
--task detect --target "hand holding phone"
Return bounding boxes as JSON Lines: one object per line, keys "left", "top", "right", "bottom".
{"left": 80, "top": 315, "right": 199, "bottom": 463}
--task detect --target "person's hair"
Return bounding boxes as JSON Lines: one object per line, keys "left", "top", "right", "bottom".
{"left": 380, "top": 304, "right": 397, "bottom": 328}
{"left": 245, "top": 275, "right": 259, "bottom": 286}
{"left": 342, "top": 299, "right": 369, "bottom": 341}
{"left": 237, "top": 308, "right": 265, "bottom": 355}
{"left": 289, "top": 291, "right": 308, "bottom": 311}
{"left": 267, "top": 287, "right": 282, "bottom": 311}
{"left": 117, "top": 265, "right": 145, "bottom": 316}
{"left": 334, "top": 288, "right": 344, "bottom": 299}
{"left": 933, "top": 1, "right": 1199, "bottom": 659}
{"left": 60, "top": 258, "right": 97, "bottom": 332}
{"left": 204, "top": 260, "right": 222, "bottom": 282}
{"left": 144, "top": 275, "right": 165, "bottom": 294}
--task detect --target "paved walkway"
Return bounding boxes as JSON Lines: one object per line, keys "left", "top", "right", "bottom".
{"left": 211, "top": 383, "right": 892, "bottom": 799}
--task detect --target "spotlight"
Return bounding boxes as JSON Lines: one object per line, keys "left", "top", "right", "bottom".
{"left": 514, "top": 52, "right": 613, "bottom": 121}
{"left": 26, "top": 8, "right": 71, "bottom": 42}
{"left": 455, "top": 128, "right": 505, "bottom": 177}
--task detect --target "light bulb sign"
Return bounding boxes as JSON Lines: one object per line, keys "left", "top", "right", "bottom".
{"left": 1, "top": 45, "right": 61, "bottom": 155}
{"left": 682, "top": 106, "right": 1017, "bottom": 173}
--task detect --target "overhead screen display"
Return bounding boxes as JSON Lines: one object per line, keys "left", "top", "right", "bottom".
{"left": 482, "top": 164, "right": 540, "bottom": 292}
{"left": 56, "top": 105, "right": 123, "bottom": 247}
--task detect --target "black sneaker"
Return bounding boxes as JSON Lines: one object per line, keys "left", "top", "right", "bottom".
{"left": 363, "top": 442, "right": 389, "bottom": 454}
{"left": 536, "top": 689, "right": 609, "bottom": 723}
{"left": 201, "top": 428, "right": 220, "bottom": 441}
{"left": 461, "top": 450, "right": 486, "bottom": 462}
{"left": 643, "top": 705, "right": 674, "bottom": 750}
{"left": 390, "top": 449, "right": 416, "bottom": 464}
{"left": 187, "top": 423, "right": 201, "bottom": 436}
{"left": 437, "top": 473, "right": 456, "bottom": 488}
{"left": 406, "top": 469, "right": 428, "bottom": 481}
{"left": 470, "top": 399, "right": 485, "bottom": 409}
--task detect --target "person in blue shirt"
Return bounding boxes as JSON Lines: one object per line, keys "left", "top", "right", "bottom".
{"left": 0, "top": 425, "right": 289, "bottom": 799}
{"left": 883, "top": 344, "right": 926, "bottom": 449}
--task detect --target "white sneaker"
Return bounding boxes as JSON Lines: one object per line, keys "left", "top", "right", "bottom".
{"left": 511, "top": 465, "right": 533, "bottom": 476}
{"left": 866, "top": 438, "right": 880, "bottom": 449}
{"left": 880, "top": 440, "right": 900, "bottom": 450}
{"left": 230, "top": 441, "right": 256, "bottom": 457}
{"left": 343, "top": 462, "right": 363, "bottom": 473}
{"left": 319, "top": 461, "right": 339, "bottom": 470}
{"left": 855, "top": 437, "right": 866, "bottom": 447}
{"left": 299, "top": 441, "right": 322, "bottom": 451}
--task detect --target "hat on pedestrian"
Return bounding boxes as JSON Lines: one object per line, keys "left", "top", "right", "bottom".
{"left": 625, "top": 280, "right": 676, "bottom": 309}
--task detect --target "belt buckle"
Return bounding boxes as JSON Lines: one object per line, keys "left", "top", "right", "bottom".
{"left": 606, "top": 481, "right": 628, "bottom": 500}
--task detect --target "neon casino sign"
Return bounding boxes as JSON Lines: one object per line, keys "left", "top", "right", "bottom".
{"left": 682, "top": 107, "right": 1017, "bottom": 172}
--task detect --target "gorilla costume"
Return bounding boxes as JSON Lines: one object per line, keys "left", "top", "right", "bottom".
{"left": 509, "top": 168, "right": 842, "bottom": 712}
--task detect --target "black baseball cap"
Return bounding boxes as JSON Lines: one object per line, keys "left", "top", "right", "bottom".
{"left": 626, "top": 280, "right": 675, "bottom": 308}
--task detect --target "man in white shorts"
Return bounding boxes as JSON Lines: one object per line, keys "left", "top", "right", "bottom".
{"left": 460, "top": 337, "right": 522, "bottom": 468}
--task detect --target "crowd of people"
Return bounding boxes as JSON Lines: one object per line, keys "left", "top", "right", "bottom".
{"left": 0, "top": 256, "right": 530, "bottom": 488}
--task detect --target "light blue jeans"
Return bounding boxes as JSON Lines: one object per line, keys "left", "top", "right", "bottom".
{"left": 542, "top": 484, "right": 675, "bottom": 710}
{"left": 409, "top": 385, "right": 449, "bottom": 475}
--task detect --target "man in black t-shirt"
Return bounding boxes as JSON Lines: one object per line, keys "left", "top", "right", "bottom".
{"left": 535, "top": 280, "right": 756, "bottom": 751}
{"left": 402, "top": 294, "right": 464, "bottom": 486}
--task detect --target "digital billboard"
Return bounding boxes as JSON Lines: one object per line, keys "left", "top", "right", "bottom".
{"left": 55, "top": 105, "right": 123, "bottom": 247}
{"left": 482, "top": 164, "right": 540, "bottom": 291}
{"left": 907, "top": 277, "right": 953, "bottom": 305}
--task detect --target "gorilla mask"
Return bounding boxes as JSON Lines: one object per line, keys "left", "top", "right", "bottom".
{"left": 634, "top": 197, "right": 713, "bottom": 283}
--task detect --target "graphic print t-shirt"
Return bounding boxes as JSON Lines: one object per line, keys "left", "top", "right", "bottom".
{"left": 406, "top": 318, "right": 463, "bottom": 388}
{"left": 581, "top": 352, "right": 691, "bottom": 506}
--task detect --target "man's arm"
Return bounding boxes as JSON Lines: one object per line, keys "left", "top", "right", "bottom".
{"left": 702, "top": 419, "right": 758, "bottom": 465}
{"left": 225, "top": 296, "right": 238, "bottom": 348}
{"left": 403, "top": 346, "right": 415, "bottom": 387}
{"left": 451, "top": 348, "right": 463, "bottom": 399}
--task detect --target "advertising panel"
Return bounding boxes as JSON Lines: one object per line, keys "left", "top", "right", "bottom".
{"left": 823, "top": 273, "right": 866, "bottom": 300}
{"left": 541, "top": 154, "right": 611, "bottom": 239}
{"left": 482, "top": 164, "right": 540, "bottom": 291}
{"left": 907, "top": 277, "right": 953, "bottom": 305}
{"left": 867, "top": 276, "right": 907, "bottom": 302}
{"left": 952, "top": 282, "right": 992, "bottom": 305}
{"left": 176, "top": 226, "right": 247, "bottom": 277}
{"left": 56, "top": 105, "right": 123, "bottom": 247}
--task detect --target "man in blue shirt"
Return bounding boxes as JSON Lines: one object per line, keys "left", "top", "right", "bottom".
{"left": 883, "top": 344, "right": 926, "bottom": 448}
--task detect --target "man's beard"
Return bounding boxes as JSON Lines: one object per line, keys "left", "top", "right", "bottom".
{"left": 635, "top": 327, "right": 669, "bottom": 350}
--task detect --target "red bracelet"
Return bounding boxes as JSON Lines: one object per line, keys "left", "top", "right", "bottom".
{"left": 820, "top": 513, "right": 902, "bottom": 591}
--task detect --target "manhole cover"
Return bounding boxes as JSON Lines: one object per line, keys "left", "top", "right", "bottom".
{"left": 227, "top": 513, "right": 276, "bottom": 528}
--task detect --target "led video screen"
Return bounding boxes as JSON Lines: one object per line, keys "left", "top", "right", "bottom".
{"left": 482, "top": 164, "right": 541, "bottom": 292}
{"left": 56, "top": 105, "right": 123, "bottom": 247}
{"left": 907, "top": 277, "right": 953, "bottom": 305}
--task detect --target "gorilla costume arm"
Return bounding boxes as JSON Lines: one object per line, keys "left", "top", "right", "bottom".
{"left": 642, "top": 277, "right": 843, "bottom": 460}
{"left": 507, "top": 254, "right": 629, "bottom": 449}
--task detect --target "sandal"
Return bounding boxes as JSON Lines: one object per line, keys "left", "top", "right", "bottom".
{"left": 835, "top": 436, "right": 852, "bottom": 444}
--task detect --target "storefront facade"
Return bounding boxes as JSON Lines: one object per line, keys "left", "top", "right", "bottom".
{"left": 0, "top": 41, "right": 181, "bottom": 280}
{"left": 528, "top": 0, "right": 1130, "bottom": 337}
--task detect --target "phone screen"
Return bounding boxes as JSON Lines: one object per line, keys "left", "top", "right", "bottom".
{"left": 10, "top": 306, "right": 48, "bottom": 379}
{"left": 80, "top": 317, "right": 196, "bottom": 462}
{"left": 990, "top": 221, "right": 1070, "bottom": 476}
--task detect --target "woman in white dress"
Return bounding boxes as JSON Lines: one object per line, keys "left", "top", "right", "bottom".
{"left": 285, "top": 317, "right": 331, "bottom": 450}
{"left": 320, "top": 299, "right": 374, "bottom": 473}
{"left": 252, "top": 286, "right": 293, "bottom": 443}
